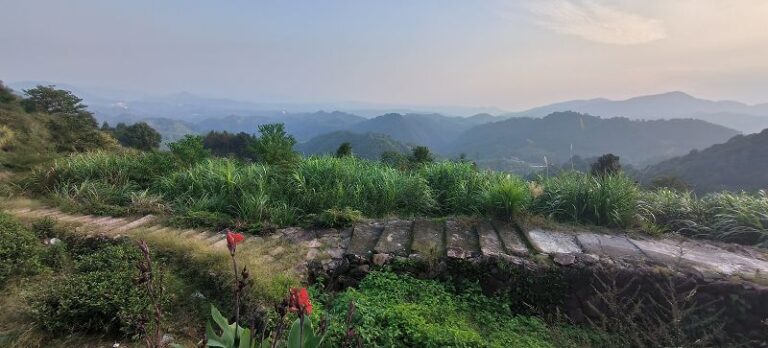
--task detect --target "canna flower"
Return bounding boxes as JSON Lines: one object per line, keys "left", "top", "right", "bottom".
{"left": 226, "top": 230, "right": 245, "bottom": 254}
{"left": 288, "top": 287, "right": 313, "bottom": 316}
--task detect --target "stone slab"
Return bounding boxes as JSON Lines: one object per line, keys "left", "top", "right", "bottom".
{"left": 111, "top": 215, "right": 156, "bottom": 234}
{"left": 576, "top": 233, "right": 642, "bottom": 259}
{"left": 631, "top": 238, "right": 768, "bottom": 278}
{"left": 526, "top": 229, "right": 581, "bottom": 254}
{"left": 476, "top": 221, "right": 505, "bottom": 257}
{"left": 492, "top": 221, "right": 529, "bottom": 255}
{"left": 445, "top": 219, "right": 480, "bottom": 259}
{"left": 410, "top": 219, "right": 445, "bottom": 259}
{"left": 374, "top": 219, "right": 413, "bottom": 256}
{"left": 346, "top": 221, "right": 384, "bottom": 256}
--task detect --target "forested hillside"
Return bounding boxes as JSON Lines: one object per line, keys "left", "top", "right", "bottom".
{"left": 643, "top": 129, "right": 768, "bottom": 192}
{"left": 451, "top": 111, "right": 739, "bottom": 165}
{"left": 0, "top": 82, "right": 117, "bottom": 170}
{"left": 296, "top": 131, "right": 410, "bottom": 159}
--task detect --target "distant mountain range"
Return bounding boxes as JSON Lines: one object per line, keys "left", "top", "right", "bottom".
{"left": 643, "top": 129, "right": 768, "bottom": 193}
{"left": 6, "top": 81, "right": 764, "bottom": 174}
{"left": 450, "top": 112, "right": 738, "bottom": 167}
{"left": 506, "top": 91, "right": 768, "bottom": 134}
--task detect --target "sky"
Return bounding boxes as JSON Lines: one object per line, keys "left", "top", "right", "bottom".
{"left": 1, "top": 0, "right": 767, "bottom": 111}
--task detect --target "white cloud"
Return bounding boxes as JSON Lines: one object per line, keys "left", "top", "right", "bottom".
{"left": 526, "top": 0, "right": 666, "bottom": 45}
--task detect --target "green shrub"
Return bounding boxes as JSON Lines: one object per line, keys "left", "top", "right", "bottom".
{"left": 0, "top": 213, "right": 42, "bottom": 285}
{"left": 168, "top": 134, "right": 210, "bottom": 165}
{"left": 533, "top": 172, "right": 640, "bottom": 227}
{"left": 31, "top": 216, "right": 57, "bottom": 238}
{"left": 314, "top": 207, "right": 363, "bottom": 228}
{"left": 323, "top": 272, "right": 598, "bottom": 347}
{"left": 31, "top": 244, "right": 158, "bottom": 335}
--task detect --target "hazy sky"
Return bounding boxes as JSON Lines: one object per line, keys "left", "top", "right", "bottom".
{"left": 1, "top": 0, "right": 767, "bottom": 110}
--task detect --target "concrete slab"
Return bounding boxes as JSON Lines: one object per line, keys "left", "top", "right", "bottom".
{"left": 346, "top": 221, "right": 384, "bottom": 256}
{"left": 410, "top": 219, "right": 445, "bottom": 259}
{"left": 374, "top": 219, "right": 412, "bottom": 256}
{"left": 445, "top": 219, "right": 480, "bottom": 259}
{"left": 492, "top": 221, "right": 529, "bottom": 255}
{"left": 577, "top": 233, "right": 642, "bottom": 258}
{"left": 476, "top": 221, "right": 504, "bottom": 257}
{"left": 526, "top": 229, "right": 581, "bottom": 254}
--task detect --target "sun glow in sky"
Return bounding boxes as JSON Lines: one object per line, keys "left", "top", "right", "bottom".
{"left": 1, "top": 0, "right": 767, "bottom": 110}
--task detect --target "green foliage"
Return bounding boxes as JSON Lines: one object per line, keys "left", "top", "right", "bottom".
{"left": 297, "top": 131, "right": 409, "bottom": 160}
{"left": 206, "top": 305, "right": 268, "bottom": 348}
{"left": 410, "top": 145, "right": 434, "bottom": 164}
{"left": 418, "top": 161, "right": 491, "bottom": 215}
{"left": 323, "top": 272, "right": 598, "bottom": 347}
{"left": 0, "top": 213, "right": 42, "bottom": 286}
{"left": 482, "top": 174, "right": 531, "bottom": 219}
{"left": 21, "top": 85, "right": 87, "bottom": 114}
{"left": 160, "top": 158, "right": 272, "bottom": 223}
{"left": 642, "top": 189, "right": 768, "bottom": 247}
{"left": 335, "top": 142, "right": 352, "bottom": 158}
{"left": 169, "top": 134, "right": 211, "bottom": 165}
{"left": 287, "top": 316, "right": 324, "bottom": 348}
{"left": 31, "top": 243, "right": 158, "bottom": 335}
{"left": 105, "top": 122, "right": 163, "bottom": 151}
{"left": 290, "top": 156, "right": 434, "bottom": 217}
{"left": 533, "top": 172, "right": 640, "bottom": 227}
{"left": 250, "top": 123, "right": 299, "bottom": 166}
{"left": 589, "top": 153, "right": 621, "bottom": 177}
{"left": 314, "top": 207, "right": 363, "bottom": 228}
{"left": 203, "top": 131, "right": 258, "bottom": 160}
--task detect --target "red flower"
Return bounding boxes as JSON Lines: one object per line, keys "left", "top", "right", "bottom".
{"left": 288, "top": 287, "right": 313, "bottom": 316}
{"left": 226, "top": 230, "right": 245, "bottom": 254}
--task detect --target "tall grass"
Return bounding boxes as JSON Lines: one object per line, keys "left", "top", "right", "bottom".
{"left": 642, "top": 189, "right": 768, "bottom": 247}
{"left": 158, "top": 158, "right": 273, "bottom": 222}
{"left": 26, "top": 150, "right": 178, "bottom": 192}
{"left": 289, "top": 157, "right": 434, "bottom": 217}
{"left": 533, "top": 172, "right": 640, "bottom": 227}
{"left": 419, "top": 162, "right": 490, "bottom": 215}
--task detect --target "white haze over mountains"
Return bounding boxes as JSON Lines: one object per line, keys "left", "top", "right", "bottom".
{"left": 9, "top": 81, "right": 768, "bottom": 134}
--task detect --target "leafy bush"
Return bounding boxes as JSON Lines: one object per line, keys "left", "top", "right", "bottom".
{"left": 169, "top": 134, "right": 211, "bottom": 165}
{"left": 0, "top": 213, "right": 42, "bottom": 285}
{"left": 31, "top": 244, "right": 158, "bottom": 335}
{"left": 533, "top": 172, "right": 640, "bottom": 227}
{"left": 323, "top": 272, "right": 599, "bottom": 347}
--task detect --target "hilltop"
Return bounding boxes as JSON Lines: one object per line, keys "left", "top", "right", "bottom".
{"left": 643, "top": 129, "right": 768, "bottom": 192}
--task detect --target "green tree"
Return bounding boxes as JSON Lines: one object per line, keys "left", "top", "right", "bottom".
{"left": 410, "top": 146, "right": 434, "bottom": 164}
{"left": 0, "top": 81, "right": 16, "bottom": 104}
{"left": 108, "top": 122, "right": 162, "bottom": 151}
{"left": 335, "top": 142, "right": 353, "bottom": 158}
{"left": 169, "top": 135, "right": 210, "bottom": 164}
{"left": 21, "top": 85, "right": 87, "bottom": 114}
{"left": 250, "top": 123, "right": 299, "bottom": 165}
{"left": 590, "top": 153, "right": 622, "bottom": 177}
